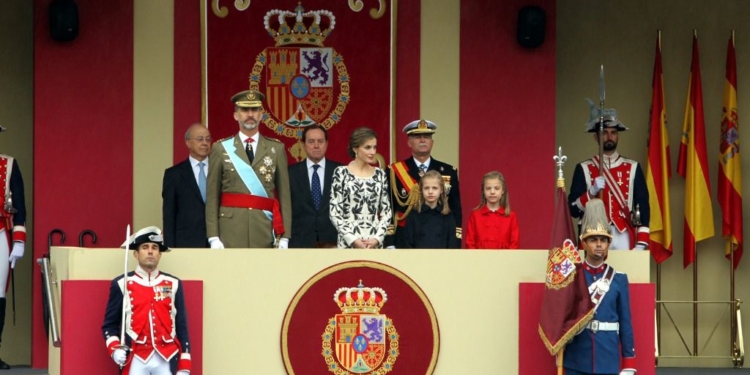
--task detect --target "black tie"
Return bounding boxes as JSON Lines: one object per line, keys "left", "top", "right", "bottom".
{"left": 245, "top": 139, "right": 254, "bottom": 164}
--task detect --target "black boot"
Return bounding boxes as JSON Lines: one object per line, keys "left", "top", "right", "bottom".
{"left": 0, "top": 298, "right": 10, "bottom": 369}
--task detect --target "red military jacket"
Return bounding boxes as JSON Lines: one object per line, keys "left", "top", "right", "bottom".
{"left": 102, "top": 266, "right": 191, "bottom": 372}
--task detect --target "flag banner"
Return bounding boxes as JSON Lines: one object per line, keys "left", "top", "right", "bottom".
{"left": 549, "top": 186, "right": 576, "bottom": 249}
{"left": 203, "top": 1, "right": 394, "bottom": 164}
{"left": 677, "top": 34, "right": 714, "bottom": 268}
{"left": 719, "top": 34, "right": 744, "bottom": 269}
{"left": 645, "top": 34, "right": 673, "bottom": 264}
{"left": 538, "top": 239, "right": 594, "bottom": 355}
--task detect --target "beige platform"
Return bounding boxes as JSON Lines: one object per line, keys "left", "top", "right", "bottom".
{"left": 46, "top": 247, "right": 650, "bottom": 374}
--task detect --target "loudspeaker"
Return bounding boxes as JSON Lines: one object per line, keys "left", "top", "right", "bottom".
{"left": 517, "top": 6, "right": 545, "bottom": 49}
{"left": 49, "top": 0, "right": 79, "bottom": 42}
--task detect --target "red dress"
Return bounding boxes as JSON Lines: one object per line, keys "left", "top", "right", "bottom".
{"left": 465, "top": 205, "right": 520, "bottom": 249}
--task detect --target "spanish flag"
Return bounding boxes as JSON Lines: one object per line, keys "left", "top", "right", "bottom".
{"left": 646, "top": 31, "right": 673, "bottom": 264}
{"left": 677, "top": 33, "right": 715, "bottom": 268}
{"left": 719, "top": 32, "right": 743, "bottom": 269}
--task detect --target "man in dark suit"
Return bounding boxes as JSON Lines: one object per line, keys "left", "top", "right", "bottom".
{"left": 288, "top": 125, "right": 343, "bottom": 248}
{"left": 162, "top": 123, "right": 211, "bottom": 248}
{"left": 385, "top": 119, "right": 462, "bottom": 248}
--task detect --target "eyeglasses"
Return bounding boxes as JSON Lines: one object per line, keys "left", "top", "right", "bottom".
{"left": 190, "top": 137, "right": 212, "bottom": 143}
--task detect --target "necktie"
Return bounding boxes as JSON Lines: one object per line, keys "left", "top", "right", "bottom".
{"left": 419, "top": 163, "right": 427, "bottom": 177}
{"left": 198, "top": 162, "right": 207, "bottom": 203}
{"left": 311, "top": 164, "right": 322, "bottom": 210}
{"left": 245, "top": 138, "right": 255, "bottom": 163}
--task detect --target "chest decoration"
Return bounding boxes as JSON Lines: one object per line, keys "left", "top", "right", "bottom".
{"left": 259, "top": 156, "right": 276, "bottom": 182}
{"left": 153, "top": 284, "right": 173, "bottom": 302}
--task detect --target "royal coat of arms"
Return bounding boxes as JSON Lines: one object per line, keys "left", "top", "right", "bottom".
{"left": 250, "top": 4, "right": 349, "bottom": 139}
{"left": 322, "top": 281, "right": 399, "bottom": 374}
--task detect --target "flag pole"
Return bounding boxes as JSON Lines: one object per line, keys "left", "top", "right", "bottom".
{"left": 692, "top": 29, "right": 699, "bottom": 357}
{"left": 728, "top": 28, "right": 737, "bottom": 362}
{"left": 655, "top": 30, "right": 663, "bottom": 354}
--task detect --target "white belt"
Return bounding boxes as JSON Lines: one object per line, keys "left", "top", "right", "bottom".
{"left": 586, "top": 320, "right": 619, "bottom": 333}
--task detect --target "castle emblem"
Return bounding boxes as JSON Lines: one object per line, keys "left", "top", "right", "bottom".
{"left": 250, "top": 3, "right": 349, "bottom": 139}
{"left": 322, "top": 281, "right": 399, "bottom": 374}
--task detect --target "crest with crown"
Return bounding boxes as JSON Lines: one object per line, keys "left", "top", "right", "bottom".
{"left": 264, "top": 3, "right": 336, "bottom": 47}
{"left": 333, "top": 281, "right": 388, "bottom": 314}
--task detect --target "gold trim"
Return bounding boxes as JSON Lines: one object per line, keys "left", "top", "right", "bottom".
{"left": 281, "top": 260, "right": 440, "bottom": 375}
{"left": 348, "top": 0, "right": 387, "bottom": 19}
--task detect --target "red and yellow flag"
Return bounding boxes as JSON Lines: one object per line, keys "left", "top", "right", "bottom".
{"left": 677, "top": 34, "right": 715, "bottom": 268}
{"left": 645, "top": 32, "right": 673, "bottom": 264}
{"left": 719, "top": 33, "right": 743, "bottom": 269}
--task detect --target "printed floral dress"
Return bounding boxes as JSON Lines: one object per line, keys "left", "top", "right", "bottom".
{"left": 329, "top": 166, "right": 392, "bottom": 248}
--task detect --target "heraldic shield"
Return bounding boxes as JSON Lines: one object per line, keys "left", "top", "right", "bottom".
{"left": 322, "top": 281, "right": 399, "bottom": 375}
{"left": 251, "top": 4, "right": 349, "bottom": 139}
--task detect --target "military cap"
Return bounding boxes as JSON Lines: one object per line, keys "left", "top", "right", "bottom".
{"left": 584, "top": 98, "right": 628, "bottom": 132}
{"left": 232, "top": 90, "right": 266, "bottom": 108}
{"left": 579, "top": 199, "right": 612, "bottom": 241}
{"left": 403, "top": 119, "right": 437, "bottom": 135}
{"left": 122, "top": 226, "right": 170, "bottom": 252}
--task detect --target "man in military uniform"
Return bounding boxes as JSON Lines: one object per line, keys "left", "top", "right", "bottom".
{"left": 385, "top": 119, "right": 461, "bottom": 248}
{"left": 101, "top": 226, "right": 191, "bottom": 375}
{"left": 568, "top": 101, "right": 650, "bottom": 250}
{"left": 205, "top": 90, "right": 291, "bottom": 249}
{"left": 563, "top": 199, "right": 636, "bottom": 375}
{"left": 0, "top": 126, "right": 26, "bottom": 369}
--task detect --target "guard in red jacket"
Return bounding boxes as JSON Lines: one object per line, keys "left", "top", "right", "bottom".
{"left": 101, "top": 226, "right": 191, "bottom": 375}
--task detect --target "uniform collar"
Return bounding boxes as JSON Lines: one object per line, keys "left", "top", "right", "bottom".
{"left": 583, "top": 260, "right": 606, "bottom": 275}
{"left": 134, "top": 265, "right": 160, "bottom": 280}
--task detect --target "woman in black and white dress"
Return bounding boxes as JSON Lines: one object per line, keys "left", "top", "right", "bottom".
{"left": 329, "top": 127, "right": 392, "bottom": 249}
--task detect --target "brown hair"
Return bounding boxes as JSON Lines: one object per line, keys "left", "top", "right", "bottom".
{"left": 475, "top": 171, "right": 511, "bottom": 216}
{"left": 416, "top": 170, "right": 451, "bottom": 215}
{"left": 348, "top": 127, "right": 377, "bottom": 158}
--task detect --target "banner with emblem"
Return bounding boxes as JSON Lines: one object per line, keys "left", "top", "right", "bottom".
{"left": 202, "top": 1, "right": 394, "bottom": 164}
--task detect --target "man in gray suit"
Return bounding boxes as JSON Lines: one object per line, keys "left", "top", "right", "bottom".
{"left": 205, "top": 90, "right": 292, "bottom": 249}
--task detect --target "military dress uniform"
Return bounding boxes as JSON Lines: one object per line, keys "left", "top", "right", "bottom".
{"left": 563, "top": 262, "right": 636, "bottom": 374}
{"left": 385, "top": 120, "right": 461, "bottom": 248}
{"left": 205, "top": 90, "right": 292, "bottom": 248}
{"left": 0, "top": 153, "right": 26, "bottom": 369}
{"left": 101, "top": 228, "right": 191, "bottom": 374}
{"left": 568, "top": 101, "right": 650, "bottom": 250}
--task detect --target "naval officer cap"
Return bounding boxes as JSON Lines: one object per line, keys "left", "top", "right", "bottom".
{"left": 122, "top": 226, "right": 170, "bottom": 252}
{"left": 403, "top": 119, "right": 437, "bottom": 135}
{"left": 584, "top": 98, "right": 628, "bottom": 133}
{"left": 232, "top": 90, "right": 266, "bottom": 108}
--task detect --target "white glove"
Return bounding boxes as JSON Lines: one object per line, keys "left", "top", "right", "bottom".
{"left": 588, "top": 176, "right": 606, "bottom": 196}
{"left": 208, "top": 237, "right": 225, "bottom": 249}
{"left": 278, "top": 238, "right": 289, "bottom": 249}
{"left": 9, "top": 242, "right": 24, "bottom": 269}
{"left": 634, "top": 243, "right": 647, "bottom": 250}
{"left": 619, "top": 370, "right": 636, "bottom": 375}
{"left": 112, "top": 348, "right": 127, "bottom": 366}
{"left": 175, "top": 371, "right": 189, "bottom": 375}
{"left": 386, "top": 246, "right": 396, "bottom": 249}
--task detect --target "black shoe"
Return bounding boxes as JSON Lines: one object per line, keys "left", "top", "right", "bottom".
{"left": 0, "top": 358, "right": 10, "bottom": 369}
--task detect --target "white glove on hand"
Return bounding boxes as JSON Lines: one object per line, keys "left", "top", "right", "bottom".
{"left": 278, "top": 238, "right": 289, "bottom": 249}
{"left": 208, "top": 237, "right": 225, "bottom": 249}
{"left": 9, "top": 242, "right": 24, "bottom": 269}
{"left": 634, "top": 243, "right": 647, "bottom": 250}
{"left": 588, "top": 176, "right": 606, "bottom": 196}
{"left": 619, "top": 370, "right": 636, "bottom": 375}
{"left": 175, "top": 371, "right": 189, "bottom": 375}
{"left": 112, "top": 348, "right": 127, "bottom": 366}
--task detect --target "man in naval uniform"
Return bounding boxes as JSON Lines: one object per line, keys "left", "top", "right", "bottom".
{"left": 205, "top": 90, "right": 291, "bottom": 249}
{"left": 568, "top": 100, "right": 650, "bottom": 250}
{"left": 0, "top": 126, "right": 26, "bottom": 369}
{"left": 385, "top": 120, "right": 461, "bottom": 248}
{"left": 101, "top": 226, "right": 191, "bottom": 375}
{"left": 563, "top": 198, "right": 636, "bottom": 375}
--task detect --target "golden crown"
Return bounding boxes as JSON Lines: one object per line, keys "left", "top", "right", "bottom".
{"left": 264, "top": 3, "right": 335, "bottom": 47}
{"left": 333, "top": 281, "right": 387, "bottom": 314}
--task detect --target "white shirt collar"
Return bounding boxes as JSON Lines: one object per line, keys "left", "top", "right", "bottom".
{"left": 307, "top": 158, "right": 327, "bottom": 170}
{"left": 413, "top": 157, "right": 432, "bottom": 169}
{"left": 188, "top": 155, "right": 208, "bottom": 168}
{"left": 239, "top": 132, "right": 260, "bottom": 145}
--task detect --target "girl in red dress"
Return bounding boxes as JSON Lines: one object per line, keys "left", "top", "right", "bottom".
{"left": 465, "top": 171, "right": 520, "bottom": 249}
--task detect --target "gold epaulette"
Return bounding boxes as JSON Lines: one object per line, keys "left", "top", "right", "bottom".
{"left": 264, "top": 136, "right": 283, "bottom": 143}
